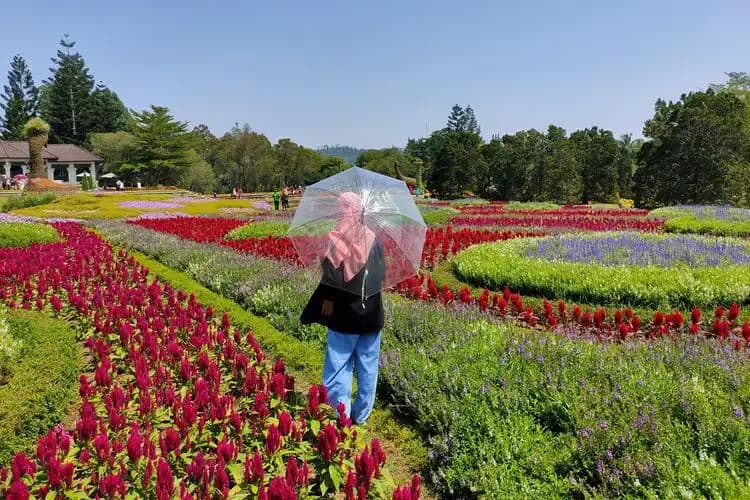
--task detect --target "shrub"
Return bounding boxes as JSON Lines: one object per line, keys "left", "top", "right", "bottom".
{"left": 381, "top": 301, "right": 750, "bottom": 497}
{"left": 0, "top": 222, "right": 59, "bottom": 248}
{"left": 1, "top": 192, "right": 56, "bottom": 212}
{"left": 226, "top": 221, "right": 291, "bottom": 239}
{"left": 504, "top": 201, "right": 561, "bottom": 210}
{"left": 650, "top": 205, "right": 750, "bottom": 237}
{"left": 452, "top": 234, "right": 750, "bottom": 308}
{"left": 419, "top": 206, "right": 459, "bottom": 226}
{"left": 0, "top": 310, "right": 81, "bottom": 464}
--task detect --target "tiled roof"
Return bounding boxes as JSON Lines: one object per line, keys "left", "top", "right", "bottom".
{"left": 0, "top": 140, "right": 56, "bottom": 160}
{"left": 0, "top": 140, "right": 101, "bottom": 162}
{"left": 46, "top": 144, "right": 102, "bottom": 162}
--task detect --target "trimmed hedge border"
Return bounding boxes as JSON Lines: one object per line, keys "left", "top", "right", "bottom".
{"left": 0, "top": 222, "right": 59, "bottom": 248}
{"left": 0, "top": 310, "right": 82, "bottom": 463}
{"left": 452, "top": 234, "right": 750, "bottom": 308}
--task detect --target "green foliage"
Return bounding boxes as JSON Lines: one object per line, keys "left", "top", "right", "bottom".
{"left": 0, "top": 307, "right": 19, "bottom": 383}
{"left": 80, "top": 173, "right": 94, "bottom": 191}
{"left": 429, "top": 130, "right": 487, "bottom": 198}
{"left": 504, "top": 201, "right": 560, "bottom": 210}
{"left": 226, "top": 221, "right": 291, "bottom": 239}
{"left": 419, "top": 206, "right": 459, "bottom": 225}
{"left": 452, "top": 235, "right": 750, "bottom": 308}
{"left": 380, "top": 303, "right": 750, "bottom": 497}
{"left": 356, "top": 148, "right": 418, "bottom": 179}
{"left": 275, "top": 138, "right": 324, "bottom": 187}
{"left": 22, "top": 116, "right": 50, "bottom": 136}
{"left": 481, "top": 126, "right": 583, "bottom": 203}
{"left": 178, "top": 149, "right": 217, "bottom": 193}
{"left": 0, "top": 222, "right": 59, "bottom": 247}
{"left": 635, "top": 90, "right": 750, "bottom": 208}
{"left": 41, "top": 36, "right": 127, "bottom": 145}
{"left": 445, "top": 104, "right": 481, "bottom": 134}
{"left": 215, "top": 124, "right": 277, "bottom": 192}
{"left": 1, "top": 54, "right": 40, "bottom": 140}
{"left": 570, "top": 126, "right": 620, "bottom": 203}
{"left": 121, "top": 105, "right": 190, "bottom": 186}
{"left": 1, "top": 192, "right": 56, "bottom": 212}
{"left": 651, "top": 205, "right": 750, "bottom": 237}
{"left": 316, "top": 145, "right": 366, "bottom": 165}
{"left": 87, "top": 131, "right": 138, "bottom": 174}
{"left": 0, "top": 310, "right": 82, "bottom": 463}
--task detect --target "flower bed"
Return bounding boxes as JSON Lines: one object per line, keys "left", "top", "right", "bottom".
{"left": 0, "top": 222, "right": 59, "bottom": 248}
{"left": 381, "top": 300, "right": 750, "bottom": 497}
{"left": 0, "top": 224, "right": 417, "bottom": 499}
{"left": 452, "top": 234, "right": 750, "bottom": 308}
{"left": 0, "top": 310, "right": 81, "bottom": 464}
{"left": 650, "top": 205, "right": 750, "bottom": 237}
{"left": 97, "top": 220, "right": 750, "bottom": 497}
{"left": 226, "top": 221, "right": 291, "bottom": 240}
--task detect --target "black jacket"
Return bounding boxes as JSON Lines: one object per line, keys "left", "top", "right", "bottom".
{"left": 300, "top": 239, "right": 385, "bottom": 334}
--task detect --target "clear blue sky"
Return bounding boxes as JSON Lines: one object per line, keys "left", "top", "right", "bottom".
{"left": 2, "top": 1, "right": 749, "bottom": 148}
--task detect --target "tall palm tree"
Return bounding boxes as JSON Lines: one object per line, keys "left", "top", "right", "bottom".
{"left": 23, "top": 117, "right": 50, "bottom": 178}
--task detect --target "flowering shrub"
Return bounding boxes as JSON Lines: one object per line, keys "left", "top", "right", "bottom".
{"left": 452, "top": 235, "right": 750, "bottom": 308}
{"left": 452, "top": 213, "right": 662, "bottom": 232}
{"left": 650, "top": 205, "right": 750, "bottom": 237}
{"left": 0, "top": 224, "right": 418, "bottom": 499}
{"left": 381, "top": 300, "right": 750, "bottom": 497}
{"left": 525, "top": 232, "right": 750, "bottom": 267}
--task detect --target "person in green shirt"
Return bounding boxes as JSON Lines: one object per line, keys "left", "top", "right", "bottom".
{"left": 272, "top": 190, "right": 281, "bottom": 210}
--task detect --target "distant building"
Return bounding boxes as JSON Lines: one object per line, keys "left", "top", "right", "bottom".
{"left": 0, "top": 140, "right": 102, "bottom": 185}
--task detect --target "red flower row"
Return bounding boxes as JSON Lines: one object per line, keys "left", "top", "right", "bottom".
{"left": 451, "top": 215, "right": 663, "bottom": 232}
{"left": 0, "top": 224, "right": 418, "bottom": 500}
{"left": 395, "top": 274, "right": 750, "bottom": 349}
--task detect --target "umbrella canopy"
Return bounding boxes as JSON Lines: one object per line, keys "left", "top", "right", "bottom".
{"left": 289, "top": 167, "right": 426, "bottom": 299}
{"left": 99, "top": 172, "right": 119, "bottom": 179}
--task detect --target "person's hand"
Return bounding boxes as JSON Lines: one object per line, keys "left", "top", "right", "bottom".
{"left": 321, "top": 299, "right": 334, "bottom": 319}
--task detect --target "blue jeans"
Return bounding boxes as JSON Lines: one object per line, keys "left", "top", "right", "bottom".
{"left": 323, "top": 329, "right": 381, "bottom": 424}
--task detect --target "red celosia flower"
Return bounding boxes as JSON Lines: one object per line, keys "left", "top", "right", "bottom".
{"left": 156, "top": 459, "right": 174, "bottom": 500}
{"left": 316, "top": 423, "right": 339, "bottom": 462}
{"left": 278, "top": 412, "right": 293, "bottom": 436}
{"left": 266, "top": 424, "right": 282, "bottom": 454}
{"left": 10, "top": 453, "right": 36, "bottom": 481}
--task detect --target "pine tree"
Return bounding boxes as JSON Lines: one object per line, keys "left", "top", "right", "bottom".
{"left": 446, "top": 105, "right": 465, "bottom": 131}
{"left": 42, "top": 35, "right": 96, "bottom": 144}
{"left": 0, "top": 55, "right": 39, "bottom": 140}
{"left": 464, "top": 105, "right": 481, "bottom": 134}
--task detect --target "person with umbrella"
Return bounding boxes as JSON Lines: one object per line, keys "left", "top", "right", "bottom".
{"left": 295, "top": 167, "right": 426, "bottom": 424}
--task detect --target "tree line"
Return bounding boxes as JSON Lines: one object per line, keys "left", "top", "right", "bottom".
{"left": 2, "top": 36, "right": 748, "bottom": 205}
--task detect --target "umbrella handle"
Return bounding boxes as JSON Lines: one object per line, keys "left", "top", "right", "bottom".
{"left": 361, "top": 268, "right": 368, "bottom": 309}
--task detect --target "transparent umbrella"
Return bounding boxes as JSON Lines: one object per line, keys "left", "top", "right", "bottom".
{"left": 288, "top": 167, "right": 426, "bottom": 299}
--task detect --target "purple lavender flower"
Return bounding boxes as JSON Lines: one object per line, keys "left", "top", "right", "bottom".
{"left": 598, "top": 420, "right": 609, "bottom": 430}
{"left": 579, "top": 427, "right": 593, "bottom": 439}
{"left": 734, "top": 406, "right": 744, "bottom": 419}
{"left": 119, "top": 200, "right": 183, "bottom": 209}
{"left": 526, "top": 232, "right": 750, "bottom": 267}
{"left": 634, "top": 414, "right": 648, "bottom": 429}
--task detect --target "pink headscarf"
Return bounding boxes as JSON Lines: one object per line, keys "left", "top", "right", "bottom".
{"left": 327, "top": 192, "right": 375, "bottom": 282}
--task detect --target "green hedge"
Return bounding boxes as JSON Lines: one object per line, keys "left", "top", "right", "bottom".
{"left": 665, "top": 216, "right": 750, "bottom": 238}
{"left": 1, "top": 192, "right": 56, "bottom": 213}
{"left": 0, "top": 222, "right": 59, "bottom": 248}
{"left": 382, "top": 301, "right": 750, "bottom": 497}
{"left": 419, "top": 206, "right": 459, "bottom": 226}
{"left": 225, "top": 221, "right": 291, "bottom": 240}
{"left": 0, "top": 310, "right": 82, "bottom": 463}
{"left": 452, "top": 236, "right": 750, "bottom": 308}
{"left": 504, "top": 201, "right": 561, "bottom": 210}
{"left": 649, "top": 206, "right": 750, "bottom": 237}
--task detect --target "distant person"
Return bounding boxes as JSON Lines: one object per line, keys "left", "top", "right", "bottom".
{"left": 272, "top": 190, "right": 281, "bottom": 210}
{"left": 281, "top": 187, "right": 290, "bottom": 210}
{"left": 232, "top": 187, "right": 238, "bottom": 198}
